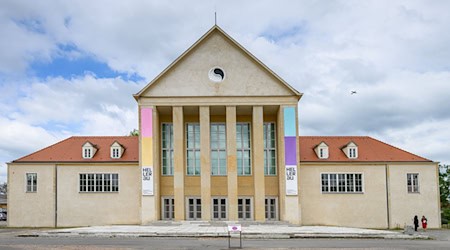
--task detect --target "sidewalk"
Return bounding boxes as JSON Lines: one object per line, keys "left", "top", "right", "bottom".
{"left": 21, "top": 221, "right": 430, "bottom": 239}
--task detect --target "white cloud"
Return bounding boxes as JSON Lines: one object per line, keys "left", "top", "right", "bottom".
{"left": 1, "top": 0, "right": 450, "bottom": 184}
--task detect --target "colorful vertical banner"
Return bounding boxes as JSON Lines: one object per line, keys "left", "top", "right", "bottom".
{"left": 141, "top": 107, "right": 154, "bottom": 196}
{"left": 284, "top": 107, "right": 298, "bottom": 195}
{"left": 142, "top": 166, "right": 154, "bottom": 195}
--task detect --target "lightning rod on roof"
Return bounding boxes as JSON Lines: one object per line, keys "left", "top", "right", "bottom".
{"left": 215, "top": 11, "right": 217, "bottom": 25}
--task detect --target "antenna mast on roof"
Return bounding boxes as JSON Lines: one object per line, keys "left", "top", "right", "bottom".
{"left": 215, "top": 11, "right": 217, "bottom": 25}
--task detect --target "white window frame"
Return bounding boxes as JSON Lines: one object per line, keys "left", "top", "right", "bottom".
{"left": 263, "top": 122, "right": 277, "bottom": 176}
{"left": 211, "top": 197, "right": 228, "bottom": 220}
{"left": 161, "top": 123, "right": 174, "bottom": 176}
{"left": 83, "top": 148, "right": 92, "bottom": 158}
{"left": 79, "top": 173, "right": 119, "bottom": 193}
{"left": 210, "top": 123, "right": 227, "bottom": 176}
{"left": 238, "top": 197, "right": 253, "bottom": 220}
{"left": 186, "top": 197, "right": 202, "bottom": 220}
{"left": 265, "top": 197, "right": 278, "bottom": 221}
{"left": 161, "top": 196, "right": 175, "bottom": 220}
{"left": 407, "top": 173, "right": 420, "bottom": 193}
{"left": 26, "top": 173, "right": 37, "bottom": 193}
{"left": 111, "top": 147, "right": 121, "bottom": 159}
{"left": 236, "top": 123, "right": 251, "bottom": 176}
{"left": 186, "top": 123, "right": 201, "bottom": 176}
{"left": 321, "top": 173, "right": 364, "bottom": 193}
{"left": 348, "top": 147, "right": 358, "bottom": 159}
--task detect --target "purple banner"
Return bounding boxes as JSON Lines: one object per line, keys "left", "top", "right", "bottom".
{"left": 284, "top": 136, "right": 297, "bottom": 165}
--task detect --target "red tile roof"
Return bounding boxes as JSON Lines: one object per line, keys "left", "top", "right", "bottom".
{"left": 299, "top": 136, "right": 431, "bottom": 162}
{"left": 13, "top": 136, "right": 138, "bottom": 163}
{"left": 12, "top": 135, "right": 431, "bottom": 164}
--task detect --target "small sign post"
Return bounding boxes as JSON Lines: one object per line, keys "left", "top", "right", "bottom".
{"left": 227, "top": 224, "right": 242, "bottom": 249}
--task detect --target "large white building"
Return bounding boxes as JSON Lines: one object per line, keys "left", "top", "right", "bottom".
{"left": 7, "top": 26, "right": 441, "bottom": 228}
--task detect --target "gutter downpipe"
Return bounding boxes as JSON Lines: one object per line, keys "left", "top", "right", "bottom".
{"left": 55, "top": 164, "right": 58, "bottom": 228}
{"left": 385, "top": 164, "right": 390, "bottom": 229}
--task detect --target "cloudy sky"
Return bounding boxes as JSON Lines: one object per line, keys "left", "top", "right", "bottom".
{"left": 1, "top": 0, "right": 449, "bottom": 183}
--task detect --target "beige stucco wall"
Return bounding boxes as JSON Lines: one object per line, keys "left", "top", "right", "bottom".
{"left": 299, "top": 164, "right": 389, "bottom": 228}
{"left": 143, "top": 31, "right": 293, "bottom": 98}
{"left": 388, "top": 164, "right": 440, "bottom": 228}
{"left": 56, "top": 164, "right": 140, "bottom": 227}
{"left": 7, "top": 163, "right": 56, "bottom": 227}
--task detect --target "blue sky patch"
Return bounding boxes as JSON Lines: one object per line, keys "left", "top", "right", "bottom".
{"left": 29, "top": 44, "right": 144, "bottom": 81}
{"left": 261, "top": 23, "right": 308, "bottom": 43}
{"left": 14, "top": 18, "right": 46, "bottom": 34}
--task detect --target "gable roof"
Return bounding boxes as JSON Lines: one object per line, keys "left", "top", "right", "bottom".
{"left": 12, "top": 136, "right": 138, "bottom": 163}
{"left": 300, "top": 136, "right": 432, "bottom": 162}
{"left": 134, "top": 25, "right": 302, "bottom": 99}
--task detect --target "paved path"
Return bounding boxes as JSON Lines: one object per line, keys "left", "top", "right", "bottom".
{"left": 20, "top": 221, "right": 431, "bottom": 239}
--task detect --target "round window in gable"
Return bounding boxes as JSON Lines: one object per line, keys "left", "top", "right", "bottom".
{"left": 208, "top": 67, "right": 225, "bottom": 82}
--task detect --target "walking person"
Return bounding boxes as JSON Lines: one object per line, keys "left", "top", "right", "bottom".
{"left": 421, "top": 215, "right": 428, "bottom": 231}
{"left": 413, "top": 215, "right": 419, "bottom": 232}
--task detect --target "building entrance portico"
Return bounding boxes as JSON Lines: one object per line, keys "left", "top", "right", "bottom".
{"left": 135, "top": 26, "right": 302, "bottom": 224}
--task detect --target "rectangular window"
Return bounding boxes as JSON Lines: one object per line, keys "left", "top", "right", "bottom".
{"left": 265, "top": 197, "right": 278, "bottom": 220}
{"left": 186, "top": 123, "right": 201, "bottom": 175}
{"left": 238, "top": 198, "right": 252, "bottom": 220}
{"left": 407, "top": 173, "right": 419, "bottom": 193}
{"left": 84, "top": 148, "right": 91, "bottom": 158}
{"left": 186, "top": 198, "right": 201, "bottom": 220}
{"left": 212, "top": 197, "right": 227, "bottom": 220}
{"left": 263, "top": 123, "right": 276, "bottom": 176}
{"left": 236, "top": 123, "right": 251, "bottom": 176}
{"left": 79, "top": 173, "right": 119, "bottom": 192}
{"left": 26, "top": 173, "right": 37, "bottom": 192}
{"left": 161, "top": 123, "right": 174, "bottom": 175}
{"left": 162, "top": 197, "right": 175, "bottom": 220}
{"left": 321, "top": 173, "right": 363, "bottom": 193}
{"left": 112, "top": 148, "right": 120, "bottom": 158}
{"left": 211, "top": 123, "right": 227, "bottom": 175}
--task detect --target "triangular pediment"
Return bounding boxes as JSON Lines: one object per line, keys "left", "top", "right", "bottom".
{"left": 135, "top": 26, "right": 301, "bottom": 98}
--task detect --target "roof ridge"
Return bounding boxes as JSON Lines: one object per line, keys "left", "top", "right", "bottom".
{"left": 367, "top": 136, "right": 431, "bottom": 162}
{"left": 13, "top": 136, "right": 74, "bottom": 162}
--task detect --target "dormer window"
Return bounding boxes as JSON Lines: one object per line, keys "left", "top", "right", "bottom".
{"left": 84, "top": 148, "right": 92, "bottom": 158}
{"left": 110, "top": 141, "right": 124, "bottom": 159}
{"left": 343, "top": 142, "right": 358, "bottom": 159}
{"left": 314, "top": 142, "right": 329, "bottom": 159}
{"left": 82, "top": 142, "right": 97, "bottom": 159}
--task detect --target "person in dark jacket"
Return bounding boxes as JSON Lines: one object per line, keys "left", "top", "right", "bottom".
{"left": 414, "top": 215, "right": 419, "bottom": 231}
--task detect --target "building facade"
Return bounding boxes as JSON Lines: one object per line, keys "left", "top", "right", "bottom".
{"left": 7, "top": 26, "right": 441, "bottom": 228}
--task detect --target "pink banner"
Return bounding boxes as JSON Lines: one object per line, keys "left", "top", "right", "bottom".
{"left": 141, "top": 108, "right": 153, "bottom": 138}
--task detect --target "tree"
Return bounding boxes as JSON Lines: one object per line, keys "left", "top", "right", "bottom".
{"left": 0, "top": 182, "right": 6, "bottom": 195}
{"left": 129, "top": 129, "right": 139, "bottom": 136}
{"left": 439, "top": 164, "right": 450, "bottom": 224}
{"left": 440, "top": 164, "right": 450, "bottom": 207}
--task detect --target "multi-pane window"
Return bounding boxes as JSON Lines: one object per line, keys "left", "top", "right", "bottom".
{"left": 186, "top": 123, "right": 201, "bottom": 175}
{"left": 79, "top": 173, "right": 119, "bottom": 192}
{"left": 236, "top": 123, "right": 251, "bottom": 176}
{"left": 349, "top": 148, "right": 357, "bottom": 158}
{"left": 238, "top": 198, "right": 252, "bottom": 220}
{"left": 111, "top": 148, "right": 120, "bottom": 158}
{"left": 265, "top": 197, "right": 277, "bottom": 220}
{"left": 212, "top": 198, "right": 227, "bottom": 220}
{"left": 264, "top": 123, "right": 276, "bottom": 175}
{"left": 162, "top": 197, "right": 174, "bottom": 220}
{"left": 84, "top": 148, "right": 92, "bottom": 158}
{"left": 26, "top": 173, "right": 37, "bottom": 192}
{"left": 321, "top": 173, "right": 363, "bottom": 193}
{"left": 211, "top": 124, "right": 227, "bottom": 175}
{"left": 407, "top": 173, "right": 419, "bottom": 193}
{"left": 162, "top": 123, "right": 174, "bottom": 175}
{"left": 187, "top": 198, "right": 201, "bottom": 220}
